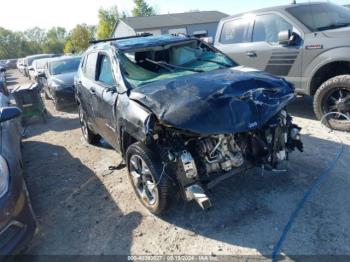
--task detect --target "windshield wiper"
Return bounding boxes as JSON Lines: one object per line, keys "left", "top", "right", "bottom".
{"left": 198, "top": 58, "right": 232, "bottom": 68}
{"left": 316, "top": 22, "right": 350, "bottom": 31}
{"left": 145, "top": 58, "right": 204, "bottom": 73}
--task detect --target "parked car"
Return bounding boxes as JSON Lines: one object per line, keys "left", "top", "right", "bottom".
{"left": 24, "top": 54, "right": 55, "bottom": 78}
{"left": 40, "top": 56, "right": 81, "bottom": 110}
{"left": 0, "top": 66, "right": 9, "bottom": 96}
{"left": 17, "top": 59, "right": 25, "bottom": 75}
{"left": 75, "top": 34, "right": 303, "bottom": 214}
{"left": 214, "top": 2, "right": 350, "bottom": 131}
{"left": 0, "top": 94, "right": 37, "bottom": 255}
{"left": 28, "top": 58, "right": 51, "bottom": 83}
{"left": 4, "top": 59, "right": 17, "bottom": 69}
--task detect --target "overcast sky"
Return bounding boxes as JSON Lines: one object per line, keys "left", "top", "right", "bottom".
{"left": 0, "top": 0, "right": 349, "bottom": 31}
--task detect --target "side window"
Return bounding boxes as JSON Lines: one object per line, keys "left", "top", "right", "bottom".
{"left": 219, "top": 19, "right": 250, "bottom": 44}
{"left": 84, "top": 52, "right": 98, "bottom": 80}
{"left": 97, "top": 54, "right": 115, "bottom": 86}
{"left": 252, "top": 14, "right": 293, "bottom": 43}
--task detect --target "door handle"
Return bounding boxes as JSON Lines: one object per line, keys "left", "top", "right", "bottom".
{"left": 90, "top": 87, "right": 96, "bottom": 95}
{"left": 246, "top": 51, "right": 257, "bottom": 57}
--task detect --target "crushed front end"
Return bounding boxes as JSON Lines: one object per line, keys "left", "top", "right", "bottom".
{"left": 150, "top": 110, "right": 302, "bottom": 209}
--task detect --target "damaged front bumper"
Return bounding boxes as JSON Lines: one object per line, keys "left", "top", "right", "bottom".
{"left": 155, "top": 110, "right": 303, "bottom": 210}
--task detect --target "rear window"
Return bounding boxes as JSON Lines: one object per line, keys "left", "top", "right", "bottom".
{"left": 84, "top": 52, "right": 98, "bottom": 80}
{"left": 287, "top": 3, "right": 350, "bottom": 31}
{"left": 219, "top": 19, "right": 250, "bottom": 44}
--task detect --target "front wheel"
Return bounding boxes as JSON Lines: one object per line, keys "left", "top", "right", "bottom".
{"left": 126, "top": 142, "right": 173, "bottom": 214}
{"left": 313, "top": 75, "right": 350, "bottom": 132}
{"left": 78, "top": 105, "right": 100, "bottom": 144}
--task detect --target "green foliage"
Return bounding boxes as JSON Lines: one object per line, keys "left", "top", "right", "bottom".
{"left": 97, "top": 6, "right": 119, "bottom": 39}
{"left": 64, "top": 24, "right": 95, "bottom": 54}
{"left": 132, "top": 0, "right": 156, "bottom": 17}
{"left": 0, "top": 27, "right": 41, "bottom": 59}
{"left": 0, "top": 5, "right": 120, "bottom": 59}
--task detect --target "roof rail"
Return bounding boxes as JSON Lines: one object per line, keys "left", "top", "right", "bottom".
{"left": 89, "top": 33, "right": 153, "bottom": 44}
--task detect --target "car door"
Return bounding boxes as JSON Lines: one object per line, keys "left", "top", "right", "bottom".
{"left": 78, "top": 52, "right": 99, "bottom": 126}
{"left": 215, "top": 17, "right": 255, "bottom": 67}
{"left": 243, "top": 13, "right": 303, "bottom": 88}
{"left": 91, "top": 52, "right": 118, "bottom": 148}
{"left": 41, "top": 62, "right": 51, "bottom": 95}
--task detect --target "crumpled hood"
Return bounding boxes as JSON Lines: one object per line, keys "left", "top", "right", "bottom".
{"left": 129, "top": 67, "right": 295, "bottom": 135}
{"left": 49, "top": 72, "right": 76, "bottom": 87}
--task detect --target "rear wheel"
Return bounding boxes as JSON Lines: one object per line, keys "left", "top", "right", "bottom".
{"left": 78, "top": 105, "right": 100, "bottom": 144}
{"left": 314, "top": 75, "right": 350, "bottom": 131}
{"left": 126, "top": 142, "right": 173, "bottom": 214}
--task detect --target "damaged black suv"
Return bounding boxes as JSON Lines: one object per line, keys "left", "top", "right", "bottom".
{"left": 75, "top": 34, "right": 303, "bottom": 214}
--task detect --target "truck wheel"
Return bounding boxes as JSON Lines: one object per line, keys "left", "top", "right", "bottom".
{"left": 78, "top": 105, "right": 100, "bottom": 144}
{"left": 313, "top": 75, "right": 350, "bottom": 132}
{"left": 126, "top": 142, "right": 173, "bottom": 214}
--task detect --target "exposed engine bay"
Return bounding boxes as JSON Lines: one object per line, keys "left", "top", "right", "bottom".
{"left": 152, "top": 110, "right": 303, "bottom": 209}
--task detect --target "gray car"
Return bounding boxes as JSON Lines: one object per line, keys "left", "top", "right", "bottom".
{"left": 0, "top": 94, "right": 37, "bottom": 255}
{"left": 214, "top": 2, "right": 350, "bottom": 131}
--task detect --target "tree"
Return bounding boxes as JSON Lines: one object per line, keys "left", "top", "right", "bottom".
{"left": 131, "top": 0, "right": 156, "bottom": 17}
{"left": 96, "top": 6, "right": 119, "bottom": 39}
{"left": 42, "top": 27, "right": 67, "bottom": 54}
{"left": 64, "top": 24, "right": 94, "bottom": 54}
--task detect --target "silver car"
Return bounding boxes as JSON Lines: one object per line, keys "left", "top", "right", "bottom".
{"left": 215, "top": 2, "right": 350, "bottom": 131}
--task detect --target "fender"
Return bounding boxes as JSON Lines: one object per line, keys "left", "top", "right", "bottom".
{"left": 118, "top": 98, "right": 155, "bottom": 147}
{"left": 304, "top": 46, "right": 350, "bottom": 95}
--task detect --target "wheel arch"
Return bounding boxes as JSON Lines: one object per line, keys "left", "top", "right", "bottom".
{"left": 306, "top": 47, "right": 350, "bottom": 95}
{"left": 309, "top": 61, "right": 350, "bottom": 96}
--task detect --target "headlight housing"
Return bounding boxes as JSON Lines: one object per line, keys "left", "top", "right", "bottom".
{"left": 0, "top": 155, "right": 9, "bottom": 198}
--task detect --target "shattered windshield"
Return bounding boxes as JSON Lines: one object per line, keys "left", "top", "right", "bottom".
{"left": 118, "top": 40, "right": 236, "bottom": 87}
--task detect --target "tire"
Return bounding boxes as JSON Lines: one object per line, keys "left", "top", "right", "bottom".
{"left": 313, "top": 75, "right": 350, "bottom": 132}
{"left": 126, "top": 142, "right": 173, "bottom": 214}
{"left": 78, "top": 105, "right": 100, "bottom": 144}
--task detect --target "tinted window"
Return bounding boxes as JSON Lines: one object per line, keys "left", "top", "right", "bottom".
{"left": 287, "top": 3, "right": 350, "bottom": 32}
{"left": 253, "top": 14, "right": 293, "bottom": 43}
{"left": 84, "top": 52, "right": 98, "bottom": 80}
{"left": 219, "top": 19, "right": 249, "bottom": 44}
{"left": 97, "top": 55, "right": 115, "bottom": 86}
{"left": 49, "top": 57, "right": 81, "bottom": 75}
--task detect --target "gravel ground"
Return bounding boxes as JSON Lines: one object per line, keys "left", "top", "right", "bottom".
{"left": 6, "top": 69, "right": 350, "bottom": 260}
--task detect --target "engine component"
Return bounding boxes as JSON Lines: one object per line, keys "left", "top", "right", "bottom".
{"left": 184, "top": 184, "right": 211, "bottom": 210}
{"left": 180, "top": 150, "right": 198, "bottom": 179}
{"left": 197, "top": 135, "right": 244, "bottom": 174}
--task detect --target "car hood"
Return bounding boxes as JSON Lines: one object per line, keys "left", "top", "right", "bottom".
{"left": 322, "top": 27, "right": 350, "bottom": 38}
{"left": 129, "top": 66, "right": 295, "bottom": 135}
{"left": 49, "top": 72, "right": 76, "bottom": 87}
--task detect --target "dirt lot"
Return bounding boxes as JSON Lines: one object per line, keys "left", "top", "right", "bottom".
{"left": 6, "top": 69, "right": 350, "bottom": 259}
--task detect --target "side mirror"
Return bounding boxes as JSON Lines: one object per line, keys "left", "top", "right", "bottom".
{"left": 278, "top": 30, "right": 291, "bottom": 45}
{"left": 28, "top": 66, "right": 34, "bottom": 71}
{"left": 278, "top": 30, "right": 299, "bottom": 46}
{"left": 0, "top": 68, "right": 6, "bottom": 73}
{"left": 0, "top": 107, "right": 22, "bottom": 122}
